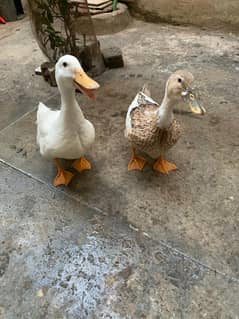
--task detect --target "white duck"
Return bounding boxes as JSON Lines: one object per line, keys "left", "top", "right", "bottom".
{"left": 37, "top": 55, "right": 100, "bottom": 186}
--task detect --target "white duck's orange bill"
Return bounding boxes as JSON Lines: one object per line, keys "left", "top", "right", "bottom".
{"left": 74, "top": 69, "right": 100, "bottom": 100}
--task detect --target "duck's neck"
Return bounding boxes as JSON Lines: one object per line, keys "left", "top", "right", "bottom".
{"left": 58, "top": 84, "right": 85, "bottom": 122}
{"left": 157, "top": 90, "right": 174, "bottom": 129}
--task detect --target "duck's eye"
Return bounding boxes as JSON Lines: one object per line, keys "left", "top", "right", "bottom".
{"left": 178, "top": 78, "right": 182, "bottom": 83}
{"left": 63, "top": 62, "right": 68, "bottom": 67}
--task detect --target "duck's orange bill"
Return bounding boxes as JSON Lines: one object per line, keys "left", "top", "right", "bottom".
{"left": 74, "top": 69, "right": 100, "bottom": 100}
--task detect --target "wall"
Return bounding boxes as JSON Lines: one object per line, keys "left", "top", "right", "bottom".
{"left": 123, "top": 0, "right": 239, "bottom": 30}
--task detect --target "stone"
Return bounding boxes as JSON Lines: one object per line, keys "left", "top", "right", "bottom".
{"left": 34, "top": 66, "right": 42, "bottom": 75}
{"left": 102, "top": 46, "right": 124, "bottom": 68}
{"left": 0, "top": 0, "right": 17, "bottom": 21}
{"left": 78, "top": 42, "right": 106, "bottom": 76}
{"left": 40, "top": 62, "right": 57, "bottom": 87}
{"left": 90, "top": 3, "right": 132, "bottom": 35}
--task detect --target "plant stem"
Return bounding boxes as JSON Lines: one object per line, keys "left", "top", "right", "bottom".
{"left": 112, "top": 0, "right": 118, "bottom": 11}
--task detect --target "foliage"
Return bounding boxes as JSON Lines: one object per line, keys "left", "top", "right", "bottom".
{"left": 33, "top": 0, "right": 77, "bottom": 61}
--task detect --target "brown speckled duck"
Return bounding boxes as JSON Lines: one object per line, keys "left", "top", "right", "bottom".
{"left": 125, "top": 70, "right": 205, "bottom": 173}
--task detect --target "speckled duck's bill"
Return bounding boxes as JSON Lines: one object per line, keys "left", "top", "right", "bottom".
{"left": 182, "top": 90, "right": 206, "bottom": 115}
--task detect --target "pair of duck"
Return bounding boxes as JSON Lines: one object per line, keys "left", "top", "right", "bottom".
{"left": 37, "top": 55, "right": 205, "bottom": 186}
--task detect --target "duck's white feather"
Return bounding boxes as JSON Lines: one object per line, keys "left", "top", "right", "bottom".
{"left": 36, "top": 55, "right": 98, "bottom": 161}
{"left": 37, "top": 101, "right": 95, "bottom": 160}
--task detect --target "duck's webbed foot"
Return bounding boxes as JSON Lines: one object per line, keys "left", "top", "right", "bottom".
{"left": 153, "top": 156, "right": 177, "bottom": 174}
{"left": 53, "top": 159, "right": 74, "bottom": 186}
{"left": 128, "top": 148, "right": 147, "bottom": 171}
{"left": 72, "top": 157, "right": 92, "bottom": 173}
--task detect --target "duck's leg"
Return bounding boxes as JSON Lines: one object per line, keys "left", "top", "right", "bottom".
{"left": 53, "top": 159, "right": 74, "bottom": 187}
{"left": 72, "top": 157, "right": 92, "bottom": 173}
{"left": 153, "top": 155, "right": 177, "bottom": 174}
{"left": 128, "top": 148, "right": 147, "bottom": 171}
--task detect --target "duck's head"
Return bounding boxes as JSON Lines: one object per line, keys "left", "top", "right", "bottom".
{"left": 55, "top": 55, "right": 100, "bottom": 100}
{"left": 166, "top": 70, "right": 205, "bottom": 115}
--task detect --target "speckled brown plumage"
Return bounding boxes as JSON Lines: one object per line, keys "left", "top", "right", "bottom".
{"left": 125, "top": 103, "right": 181, "bottom": 159}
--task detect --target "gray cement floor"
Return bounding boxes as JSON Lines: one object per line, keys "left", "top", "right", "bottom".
{"left": 0, "top": 17, "right": 239, "bottom": 318}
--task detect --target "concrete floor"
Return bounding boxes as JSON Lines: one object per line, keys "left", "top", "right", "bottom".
{"left": 0, "top": 17, "right": 239, "bottom": 318}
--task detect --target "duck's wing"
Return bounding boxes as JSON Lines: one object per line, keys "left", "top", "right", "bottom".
{"left": 36, "top": 102, "right": 60, "bottom": 144}
{"left": 125, "top": 90, "right": 158, "bottom": 131}
{"left": 160, "top": 119, "right": 181, "bottom": 149}
{"left": 126, "top": 101, "right": 159, "bottom": 147}
{"left": 128, "top": 108, "right": 181, "bottom": 156}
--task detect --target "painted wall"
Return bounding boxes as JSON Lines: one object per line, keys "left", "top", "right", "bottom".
{"left": 124, "top": 0, "right": 239, "bottom": 29}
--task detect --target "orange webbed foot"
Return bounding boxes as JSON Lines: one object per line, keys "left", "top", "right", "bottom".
{"left": 53, "top": 159, "right": 74, "bottom": 186}
{"left": 153, "top": 156, "right": 177, "bottom": 174}
{"left": 128, "top": 149, "right": 147, "bottom": 171}
{"left": 72, "top": 157, "right": 92, "bottom": 173}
